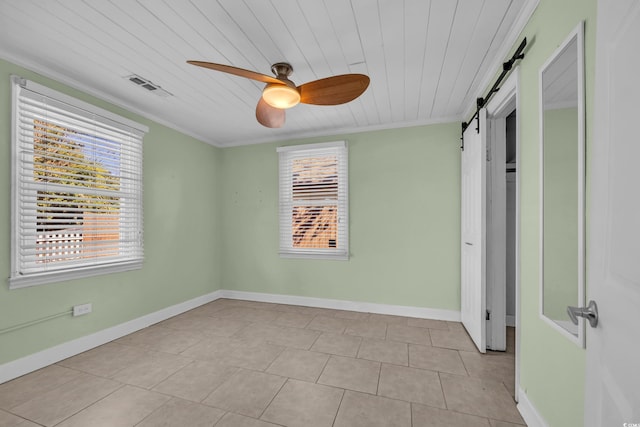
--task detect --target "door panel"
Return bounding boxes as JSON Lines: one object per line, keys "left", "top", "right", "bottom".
{"left": 461, "top": 109, "right": 487, "bottom": 353}
{"left": 585, "top": 0, "right": 640, "bottom": 424}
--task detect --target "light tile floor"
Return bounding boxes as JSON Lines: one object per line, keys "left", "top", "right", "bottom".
{"left": 0, "top": 299, "right": 524, "bottom": 426}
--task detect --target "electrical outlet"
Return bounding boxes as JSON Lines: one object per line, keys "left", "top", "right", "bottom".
{"left": 73, "top": 303, "right": 92, "bottom": 317}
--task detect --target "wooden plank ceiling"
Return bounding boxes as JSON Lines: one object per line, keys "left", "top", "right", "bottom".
{"left": 0, "top": 0, "right": 534, "bottom": 147}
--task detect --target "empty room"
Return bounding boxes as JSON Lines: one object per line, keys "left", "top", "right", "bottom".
{"left": 0, "top": 0, "right": 637, "bottom": 426}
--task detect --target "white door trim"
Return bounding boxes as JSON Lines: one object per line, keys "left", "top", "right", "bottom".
{"left": 485, "top": 67, "right": 521, "bottom": 401}
{"left": 486, "top": 114, "right": 507, "bottom": 352}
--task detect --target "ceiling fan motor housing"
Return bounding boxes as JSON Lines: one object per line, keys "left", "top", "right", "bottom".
{"left": 271, "top": 62, "right": 294, "bottom": 78}
{"left": 269, "top": 62, "right": 298, "bottom": 89}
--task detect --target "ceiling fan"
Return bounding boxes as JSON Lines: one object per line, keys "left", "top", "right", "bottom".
{"left": 187, "top": 60, "right": 370, "bottom": 128}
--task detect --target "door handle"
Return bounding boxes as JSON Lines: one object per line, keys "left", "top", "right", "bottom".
{"left": 464, "top": 242, "right": 473, "bottom": 246}
{"left": 567, "top": 300, "right": 598, "bottom": 328}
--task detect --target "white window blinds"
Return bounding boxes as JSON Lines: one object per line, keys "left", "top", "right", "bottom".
{"left": 278, "top": 141, "right": 348, "bottom": 259}
{"left": 10, "top": 76, "right": 147, "bottom": 288}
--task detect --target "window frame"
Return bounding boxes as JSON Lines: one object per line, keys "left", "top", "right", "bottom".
{"left": 277, "top": 141, "right": 349, "bottom": 260}
{"left": 9, "top": 76, "right": 147, "bottom": 289}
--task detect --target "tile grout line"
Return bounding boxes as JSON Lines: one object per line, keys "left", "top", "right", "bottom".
{"left": 307, "top": 328, "right": 324, "bottom": 351}
{"left": 52, "top": 381, "right": 127, "bottom": 427}
{"left": 353, "top": 336, "right": 363, "bottom": 358}
{"left": 437, "top": 371, "right": 449, "bottom": 411}
{"left": 330, "top": 388, "right": 346, "bottom": 427}
{"left": 406, "top": 341, "right": 410, "bottom": 367}
{"left": 427, "top": 328, "right": 434, "bottom": 346}
{"left": 131, "top": 391, "right": 173, "bottom": 427}
{"left": 256, "top": 376, "right": 289, "bottom": 420}
{"left": 410, "top": 401, "right": 414, "bottom": 427}
{"left": 458, "top": 350, "right": 471, "bottom": 376}
{"left": 314, "top": 352, "right": 332, "bottom": 384}
{"left": 198, "top": 367, "right": 244, "bottom": 405}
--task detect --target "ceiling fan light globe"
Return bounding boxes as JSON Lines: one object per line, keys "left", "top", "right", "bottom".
{"left": 262, "top": 84, "right": 300, "bottom": 109}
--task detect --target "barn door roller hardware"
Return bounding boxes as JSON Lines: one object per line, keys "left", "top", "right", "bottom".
{"left": 461, "top": 38, "right": 527, "bottom": 150}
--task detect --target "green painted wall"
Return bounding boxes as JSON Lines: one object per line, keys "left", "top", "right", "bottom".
{"left": 543, "top": 107, "right": 579, "bottom": 321}
{"left": 220, "top": 124, "right": 461, "bottom": 310}
{"left": 0, "top": 59, "right": 223, "bottom": 364}
{"left": 504, "top": 1, "right": 595, "bottom": 426}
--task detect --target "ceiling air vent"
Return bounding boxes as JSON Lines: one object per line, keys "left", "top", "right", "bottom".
{"left": 125, "top": 74, "right": 172, "bottom": 97}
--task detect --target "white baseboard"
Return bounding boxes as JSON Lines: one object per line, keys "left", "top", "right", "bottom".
{"left": 506, "top": 314, "right": 516, "bottom": 327}
{"left": 0, "top": 290, "right": 223, "bottom": 384}
{"left": 1, "top": 289, "right": 460, "bottom": 384}
{"left": 219, "top": 290, "right": 461, "bottom": 321}
{"left": 517, "top": 387, "right": 550, "bottom": 427}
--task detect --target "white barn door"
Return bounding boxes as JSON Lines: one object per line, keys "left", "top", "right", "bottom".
{"left": 585, "top": 0, "right": 640, "bottom": 423}
{"left": 461, "top": 109, "right": 487, "bottom": 353}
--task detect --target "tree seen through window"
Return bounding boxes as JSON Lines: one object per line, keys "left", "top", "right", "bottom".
{"left": 33, "top": 120, "right": 122, "bottom": 263}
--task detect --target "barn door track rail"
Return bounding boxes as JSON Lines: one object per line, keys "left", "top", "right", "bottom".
{"left": 461, "top": 38, "right": 527, "bottom": 150}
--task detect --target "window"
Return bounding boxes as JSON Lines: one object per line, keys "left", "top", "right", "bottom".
{"left": 10, "top": 76, "right": 147, "bottom": 288}
{"left": 278, "top": 141, "right": 348, "bottom": 259}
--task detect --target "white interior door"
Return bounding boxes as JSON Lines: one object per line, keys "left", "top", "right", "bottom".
{"left": 585, "top": 0, "right": 640, "bottom": 424}
{"left": 461, "top": 108, "right": 487, "bottom": 353}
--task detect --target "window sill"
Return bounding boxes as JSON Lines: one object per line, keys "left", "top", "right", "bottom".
{"left": 279, "top": 251, "right": 349, "bottom": 261}
{"left": 9, "top": 260, "right": 143, "bottom": 289}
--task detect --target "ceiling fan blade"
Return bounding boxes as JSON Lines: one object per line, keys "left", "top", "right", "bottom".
{"left": 256, "top": 97, "right": 285, "bottom": 128}
{"left": 187, "top": 61, "right": 283, "bottom": 84}
{"left": 298, "top": 74, "right": 370, "bottom": 105}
